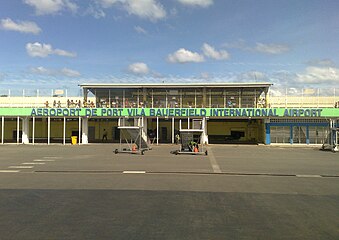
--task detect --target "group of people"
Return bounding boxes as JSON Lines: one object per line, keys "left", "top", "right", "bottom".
{"left": 67, "top": 99, "right": 95, "bottom": 108}
{"left": 45, "top": 100, "right": 62, "bottom": 108}
{"left": 44, "top": 99, "right": 96, "bottom": 108}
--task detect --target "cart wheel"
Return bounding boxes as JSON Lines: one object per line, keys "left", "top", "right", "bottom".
{"left": 141, "top": 150, "right": 145, "bottom": 155}
{"left": 205, "top": 150, "right": 208, "bottom": 156}
{"left": 114, "top": 149, "right": 118, "bottom": 154}
{"left": 175, "top": 150, "right": 178, "bottom": 155}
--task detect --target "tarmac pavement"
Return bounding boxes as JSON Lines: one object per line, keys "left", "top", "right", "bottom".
{"left": 0, "top": 144, "right": 338, "bottom": 239}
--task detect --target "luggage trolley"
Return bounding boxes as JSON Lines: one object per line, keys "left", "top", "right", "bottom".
{"left": 114, "top": 126, "right": 150, "bottom": 155}
{"left": 173, "top": 129, "right": 208, "bottom": 155}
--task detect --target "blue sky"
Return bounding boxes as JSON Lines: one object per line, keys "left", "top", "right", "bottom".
{"left": 0, "top": 0, "right": 338, "bottom": 96}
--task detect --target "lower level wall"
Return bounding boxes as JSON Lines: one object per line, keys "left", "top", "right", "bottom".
{"left": 266, "top": 122, "right": 331, "bottom": 145}
{"left": 0, "top": 116, "right": 335, "bottom": 145}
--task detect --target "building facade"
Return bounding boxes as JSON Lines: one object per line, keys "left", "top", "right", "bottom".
{"left": 0, "top": 83, "right": 338, "bottom": 146}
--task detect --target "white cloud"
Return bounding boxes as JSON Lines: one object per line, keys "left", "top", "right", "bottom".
{"left": 30, "top": 66, "right": 52, "bottom": 74}
{"left": 26, "top": 43, "right": 53, "bottom": 57}
{"left": 168, "top": 48, "right": 204, "bottom": 63}
{"left": 61, "top": 68, "right": 81, "bottom": 77}
{"left": 98, "top": 0, "right": 120, "bottom": 8}
{"left": 254, "top": 43, "right": 290, "bottom": 54}
{"left": 54, "top": 48, "right": 77, "bottom": 57}
{"left": 134, "top": 26, "right": 147, "bottom": 34}
{"left": 177, "top": 0, "right": 213, "bottom": 7}
{"left": 0, "top": 18, "right": 41, "bottom": 34}
{"left": 202, "top": 43, "right": 229, "bottom": 60}
{"left": 97, "top": 0, "right": 166, "bottom": 21}
{"left": 85, "top": 5, "right": 106, "bottom": 18}
{"left": 128, "top": 62, "right": 150, "bottom": 75}
{"left": 223, "top": 40, "right": 290, "bottom": 55}
{"left": 307, "top": 59, "right": 335, "bottom": 67}
{"left": 296, "top": 66, "right": 339, "bottom": 83}
{"left": 23, "top": 0, "right": 78, "bottom": 15}
{"left": 240, "top": 71, "right": 266, "bottom": 81}
{"left": 31, "top": 66, "right": 80, "bottom": 77}
{"left": 26, "top": 42, "right": 76, "bottom": 58}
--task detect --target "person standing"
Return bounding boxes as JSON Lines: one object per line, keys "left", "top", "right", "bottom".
{"left": 102, "top": 129, "right": 108, "bottom": 141}
{"left": 175, "top": 133, "right": 180, "bottom": 145}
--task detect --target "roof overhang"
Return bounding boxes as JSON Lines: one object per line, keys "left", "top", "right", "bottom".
{"left": 80, "top": 82, "right": 272, "bottom": 89}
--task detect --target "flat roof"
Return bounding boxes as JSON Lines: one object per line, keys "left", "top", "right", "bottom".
{"left": 80, "top": 82, "right": 272, "bottom": 89}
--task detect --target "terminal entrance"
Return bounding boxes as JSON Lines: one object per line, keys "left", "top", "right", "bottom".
{"left": 88, "top": 118, "right": 118, "bottom": 143}
{"left": 207, "top": 119, "right": 263, "bottom": 144}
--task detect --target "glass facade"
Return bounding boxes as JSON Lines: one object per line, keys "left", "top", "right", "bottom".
{"left": 90, "top": 87, "right": 266, "bottom": 108}
{"left": 308, "top": 126, "right": 328, "bottom": 144}
{"left": 270, "top": 126, "right": 290, "bottom": 144}
{"left": 269, "top": 122, "right": 329, "bottom": 144}
{"left": 293, "top": 126, "right": 307, "bottom": 144}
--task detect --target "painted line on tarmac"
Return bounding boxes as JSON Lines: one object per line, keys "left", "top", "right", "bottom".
{"left": 206, "top": 147, "right": 222, "bottom": 173}
{"left": 9, "top": 166, "right": 34, "bottom": 169}
{"left": 0, "top": 170, "right": 20, "bottom": 173}
{"left": 43, "top": 157, "right": 62, "bottom": 159}
{"left": 296, "top": 174, "right": 322, "bottom": 178}
{"left": 35, "top": 170, "right": 123, "bottom": 174}
{"left": 22, "top": 162, "right": 45, "bottom": 165}
{"left": 123, "top": 171, "right": 146, "bottom": 174}
{"left": 34, "top": 159, "right": 55, "bottom": 162}
{"left": 30, "top": 170, "right": 339, "bottom": 178}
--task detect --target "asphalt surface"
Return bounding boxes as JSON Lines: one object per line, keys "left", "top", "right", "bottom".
{"left": 0, "top": 144, "right": 338, "bottom": 240}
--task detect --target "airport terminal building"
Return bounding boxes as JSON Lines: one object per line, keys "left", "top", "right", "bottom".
{"left": 0, "top": 82, "right": 338, "bottom": 147}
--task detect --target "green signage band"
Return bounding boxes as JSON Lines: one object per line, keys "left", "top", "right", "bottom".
{"left": 0, "top": 108, "right": 338, "bottom": 118}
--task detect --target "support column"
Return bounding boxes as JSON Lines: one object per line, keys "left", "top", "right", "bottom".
{"left": 264, "top": 119, "right": 271, "bottom": 145}
{"left": 289, "top": 126, "right": 293, "bottom": 144}
{"left": 83, "top": 88, "right": 88, "bottom": 102}
{"left": 306, "top": 126, "right": 310, "bottom": 145}
{"left": 202, "top": 87, "right": 206, "bottom": 107}
{"left": 47, "top": 117, "right": 50, "bottom": 145}
{"left": 172, "top": 117, "right": 174, "bottom": 144}
{"left": 156, "top": 117, "right": 159, "bottom": 145}
{"left": 239, "top": 89, "right": 242, "bottom": 108}
{"left": 17, "top": 117, "right": 20, "bottom": 144}
{"left": 109, "top": 89, "right": 111, "bottom": 108}
{"left": 1, "top": 116, "right": 4, "bottom": 144}
{"left": 63, "top": 117, "right": 66, "bottom": 145}
{"left": 141, "top": 117, "right": 148, "bottom": 144}
{"left": 32, "top": 117, "right": 35, "bottom": 145}
{"left": 330, "top": 119, "right": 335, "bottom": 149}
{"left": 264, "top": 88, "right": 269, "bottom": 108}
{"left": 22, "top": 117, "right": 30, "bottom": 144}
{"left": 333, "top": 119, "right": 338, "bottom": 152}
{"left": 78, "top": 117, "right": 82, "bottom": 145}
{"left": 82, "top": 117, "right": 88, "bottom": 144}
{"left": 201, "top": 117, "right": 209, "bottom": 145}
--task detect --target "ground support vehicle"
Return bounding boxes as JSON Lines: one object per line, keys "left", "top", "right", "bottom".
{"left": 173, "top": 129, "right": 208, "bottom": 156}
{"left": 114, "top": 126, "right": 150, "bottom": 155}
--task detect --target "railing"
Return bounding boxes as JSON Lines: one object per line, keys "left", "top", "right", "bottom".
{"left": 268, "top": 88, "right": 339, "bottom": 108}
{"left": 269, "top": 96, "right": 339, "bottom": 108}
{"left": 0, "top": 87, "right": 338, "bottom": 108}
{"left": 0, "top": 97, "right": 96, "bottom": 108}
{"left": 1, "top": 95, "right": 338, "bottom": 108}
